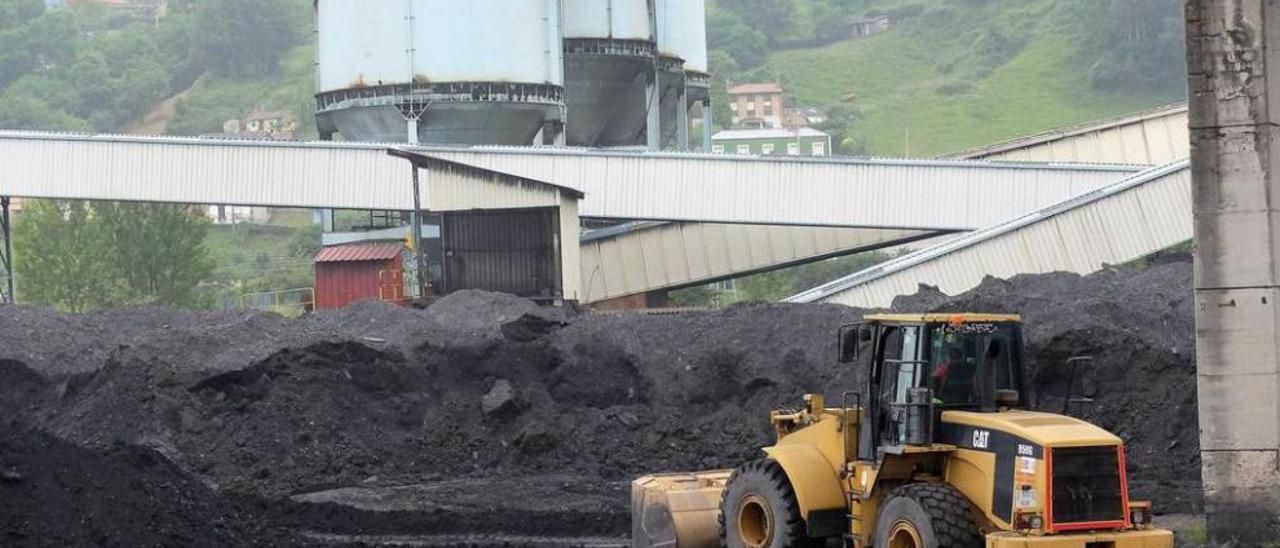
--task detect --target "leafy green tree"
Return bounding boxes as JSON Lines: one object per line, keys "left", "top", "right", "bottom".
{"left": 0, "top": 89, "right": 90, "bottom": 131}
{"left": 707, "top": 6, "right": 770, "bottom": 69}
{"left": 0, "top": 0, "right": 41, "bottom": 30}
{"left": 191, "top": 0, "right": 303, "bottom": 77}
{"left": 716, "top": 0, "right": 795, "bottom": 45}
{"left": 13, "top": 201, "right": 117, "bottom": 312}
{"left": 0, "top": 0, "right": 45, "bottom": 87}
{"left": 25, "top": 8, "right": 78, "bottom": 67}
{"left": 13, "top": 201, "right": 215, "bottom": 311}
{"left": 707, "top": 50, "right": 738, "bottom": 131}
{"left": 96, "top": 203, "right": 214, "bottom": 308}
{"left": 1074, "top": 0, "right": 1186, "bottom": 94}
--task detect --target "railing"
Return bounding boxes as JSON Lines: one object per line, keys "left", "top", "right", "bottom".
{"left": 239, "top": 288, "right": 315, "bottom": 317}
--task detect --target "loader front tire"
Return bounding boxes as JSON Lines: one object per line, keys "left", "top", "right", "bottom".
{"left": 872, "top": 483, "right": 983, "bottom": 548}
{"left": 719, "top": 459, "right": 818, "bottom": 548}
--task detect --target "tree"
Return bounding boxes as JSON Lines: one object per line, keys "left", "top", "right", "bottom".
{"left": 96, "top": 203, "right": 214, "bottom": 308}
{"left": 716, "top": 0, "right": 795, "bottom": 45}
{"left": 1077, "top": 0, "right": 1186, "bottom": 94}
{"left": 707, "top": 6, "right": 770, "bottom": 69}
{"left": 707, "top": 51, "right": 738, "bottom": 131}
{"left": 13, "top": 201, "right": 116, "bottom": 312}
{"left": 191, "top": 0, "right": 303, "bottom": 77}
{"left": 13, "top": 201, "right": 215, "bottom": 311}
{"left": 0, "top": 0, "right": 42, "bottom": 31}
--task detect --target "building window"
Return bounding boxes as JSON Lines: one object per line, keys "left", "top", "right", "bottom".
{"left": 761, "top": 143, "right": 775, "bottom": 155}
{"left": 787, "top": 142, "right": 800, "bottom": 156}
{"left": 737, "top": 144, "right": 752, "bottom": 155}
{"left": 812, "top": 141, "right": 826, "bottom": 156}
{"left": 712, "top": 145, "right": 725, "bottom": 154}
{"left": 763, "top": 103, "right": 773, "bottom": 116}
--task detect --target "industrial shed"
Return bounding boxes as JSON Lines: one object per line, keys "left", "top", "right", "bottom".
{"left": 314, "top": 243, "right": 406, "bottom": 309}
{"left": 386, "top": 150, "right": 584, "bottom": 303}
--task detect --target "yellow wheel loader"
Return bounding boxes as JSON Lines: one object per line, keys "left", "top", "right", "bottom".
{"left": 632, "top": 314, "right": 1174, "bottom": 548}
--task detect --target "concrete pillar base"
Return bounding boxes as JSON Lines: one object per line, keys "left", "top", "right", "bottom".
{"left": 1201, "top": 450, "right": 1280, "bottom": 542}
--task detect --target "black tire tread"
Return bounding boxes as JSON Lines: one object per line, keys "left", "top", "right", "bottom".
{"left": 718, "top": 459, "right": 817, "bottom": 548}
{"left": 888, "top": 483, "right": 983, "bottom": 548}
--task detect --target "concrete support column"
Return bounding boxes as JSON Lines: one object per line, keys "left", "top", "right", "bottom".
{"left": 1187, "top": 1, "right": 1280, "bottom": 541}
{"left": 645, "top": 72, "right": 661, "bottom": 151}
{"left": 676, "top": 86, "right": 690, "bottom": 151}
{"left": 702, "top": 99, "right": 713, "bottom": 152}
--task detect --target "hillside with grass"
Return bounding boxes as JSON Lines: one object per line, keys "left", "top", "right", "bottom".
{"left": 711, "top": 0, "right": 1186, "bottom": 157}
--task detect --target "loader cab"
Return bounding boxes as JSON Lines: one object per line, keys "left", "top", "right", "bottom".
{"left": 841, "top": 314, "right": 1028, "bottom": 458}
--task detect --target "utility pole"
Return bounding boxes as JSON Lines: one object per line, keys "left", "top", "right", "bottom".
{"left": 1187, "top": 0, "right": 1280, "bottom": 542}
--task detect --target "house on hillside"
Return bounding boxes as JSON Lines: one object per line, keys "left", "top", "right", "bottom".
{"left": 850, "top": 15, "right": 891, "bottom": 38}
{"left": 712, "top": 127, "right": 832, "bottom": 157}
{"left": 244, "top": 108, "right": 296, "bottom": 136}
{"left": 728, "top": 82, "right": 786, "bottom": 129}
{"left": 206, "top": 107, "right": 298, "bottom": 141}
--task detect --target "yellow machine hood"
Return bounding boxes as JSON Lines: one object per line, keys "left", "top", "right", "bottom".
{"left": 943, "top": 410, "right": 1122, "bottom": 447}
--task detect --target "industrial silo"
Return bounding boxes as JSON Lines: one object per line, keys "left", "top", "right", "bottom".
{"left": 314, "top": 0, "right": 566, "bottom": 145}
{"left": 655, "top": 0, "right": 709, "bottom": 149}
{"left": 562, "top": 0, "right": 656, "bottom": 147}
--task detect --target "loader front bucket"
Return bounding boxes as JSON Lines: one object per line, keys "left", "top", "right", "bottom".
{"left": 631, "top": 471, "right": 732, "bottom": 548}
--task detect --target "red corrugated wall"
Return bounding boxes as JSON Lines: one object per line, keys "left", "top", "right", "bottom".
{"left": 314, "top": 255, "right": 404, "bottom": 309}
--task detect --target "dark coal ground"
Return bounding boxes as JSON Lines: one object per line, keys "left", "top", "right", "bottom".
{"left": 0, "top": 253, "right": 1198, "bottom": 546}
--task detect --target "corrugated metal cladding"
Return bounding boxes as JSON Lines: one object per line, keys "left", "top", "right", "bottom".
{"left": 0, "top": 134, "right": 411, "bottom": 211}
{"left": 422, "top": 160, "right": 566, "bottom": 212}
{"left": 790, "top": 162, "right": 1192, "bottom": 308}
{"left": 315, "top": 243, "right": 404, "bottom": 263}
{"left": 442, "top": 208, "right": 562, "bottom": 299}
{"left": 427, "top": 148, "right": 1140, "bottom": 230}
{"left": 954, "top": 104, "right": 1189, "bottom": 166}
{"left": 314, "top": 247, "right": 405, "bottom": 309}
{"left": 579, "top": 222, "right": 941, "bottom": 303}
{"left": 0, "top": 132, "right": 1139, "bottom": 230}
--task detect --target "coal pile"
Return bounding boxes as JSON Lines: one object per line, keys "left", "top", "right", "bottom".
{"left": 0, "top": 256, "right": 1199, "bottom": 545}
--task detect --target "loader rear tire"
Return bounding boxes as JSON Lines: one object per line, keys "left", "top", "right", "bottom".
{"left": 872, "top": 483, "right": 982, "bottom": 548}
{"left": 718, "top": 459, "right": 820, "bottom": 548}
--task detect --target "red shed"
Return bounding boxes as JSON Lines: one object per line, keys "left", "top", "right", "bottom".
{"left": 314, "top": 243, "right": 406, "bottom": 309}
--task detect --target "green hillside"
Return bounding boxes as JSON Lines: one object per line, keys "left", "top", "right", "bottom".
{"left": 713, "top": 0, "right": 1186, "bottom": 157}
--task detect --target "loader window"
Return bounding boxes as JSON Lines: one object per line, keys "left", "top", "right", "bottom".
{"left": 928, "top": 322, "right": 1026, "bottom": 410}
{"left": 874, "top": 325, "right": 923, "bottom": 447}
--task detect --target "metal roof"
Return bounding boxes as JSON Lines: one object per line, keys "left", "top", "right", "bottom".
{"left": 0, "top": 130, "right": 1141, "bottom": 230}
{"left": 315, "top": 243, "right": 404, "bottom": 263}
{"left": 712, "top": 128, "right": 829, "bottom": 140}
{"left": 946, "top": 103, "right": 1188, "bottom": 165}
{"left": 579, "top": 221, "right": 941, "bottom": 303}
{"left": 787, "top": 160, "right": 1191, "bottom": 306}
{"left": 388, "top": 148, "right": 585, "bottom": 199}
{"left": 728, "top": 82, "right": 784, "bottom": 94}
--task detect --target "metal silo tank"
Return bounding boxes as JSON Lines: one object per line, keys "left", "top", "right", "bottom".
{"left": 655, "top": 0, "right": 709, "bottom": 149}
{"left": 562, "top": 0, "right": 656, "bottom": 147}
{"left": 679, "top": 0, "right": 709, "bottom": 105}
{"left": 315, "top": 0, "right": 566, "bottom": 145}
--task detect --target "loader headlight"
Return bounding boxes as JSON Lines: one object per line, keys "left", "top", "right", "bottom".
{"left": 1129, "top": 503, "right": 1153, "bottom": 528}
{"left": 1014, "top": 512, "right": 1044, "bottom": 532}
